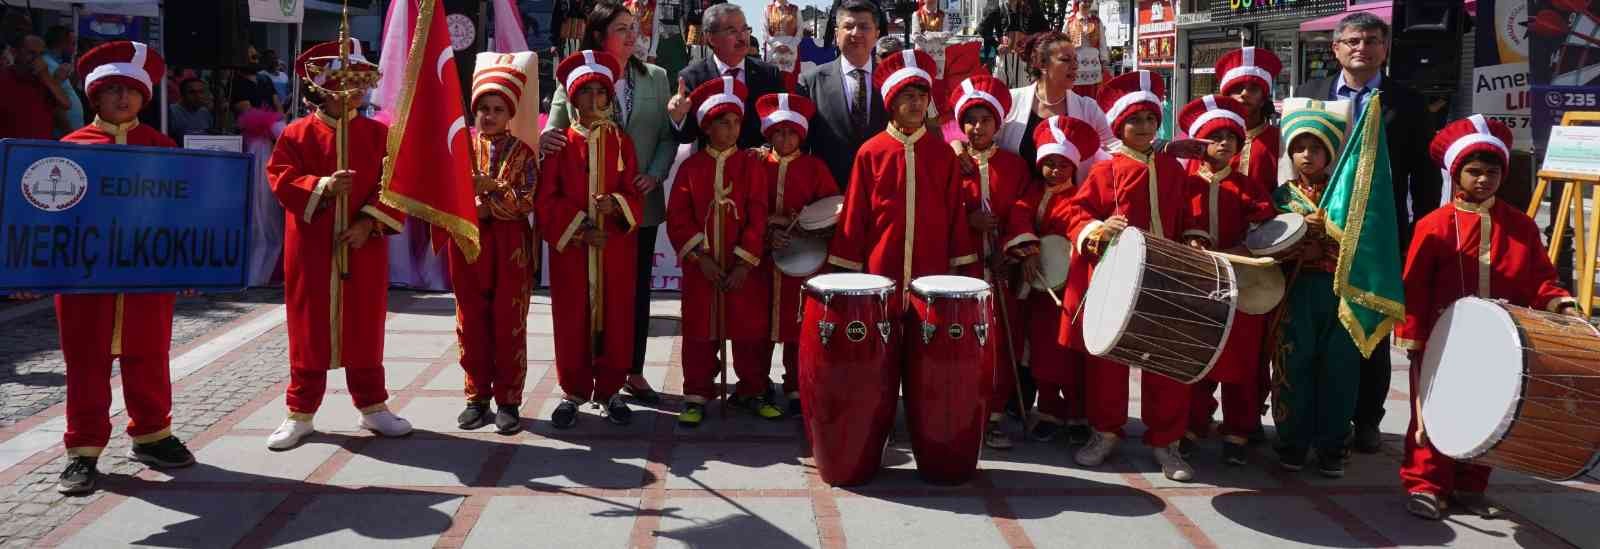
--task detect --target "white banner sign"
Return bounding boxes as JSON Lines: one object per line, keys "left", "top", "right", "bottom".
{"left": 249, "top": 0, "right": 304, "bottom": 24}
{"left": 1472, "top": 62, "right": 1532, "bottom": 150}
{"left": 1540, "top": 126, "right": 1600, "bottom": 178}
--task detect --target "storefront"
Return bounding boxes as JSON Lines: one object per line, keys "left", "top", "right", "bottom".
{"left": 1173, "top": 0, "right": 1343, "bottom": 106}
{"left": 1135, "top": 0, "right": 1178, "bottom": 138}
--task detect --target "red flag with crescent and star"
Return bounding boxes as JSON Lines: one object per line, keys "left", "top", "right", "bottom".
{"left": 377, "top": 0, "right": 480, "bottom": 261}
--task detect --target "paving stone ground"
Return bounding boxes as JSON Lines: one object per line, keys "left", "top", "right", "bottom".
{"left": 1, "top": 289, "right": 1597, "bottom": 548}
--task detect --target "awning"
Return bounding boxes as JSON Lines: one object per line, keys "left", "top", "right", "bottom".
{"left": 13, "top": 0, "right": 159, "bottom": 17}
{"left": 1300, "top": 1, "right": 1393, "bottom": 33}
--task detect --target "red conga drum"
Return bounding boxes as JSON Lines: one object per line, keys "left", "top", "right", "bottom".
{"left": 799, "top": 273, "right": 898, "bottom": 486}
{"left": 904, "top": 275, "right": 995, "bottom": 484}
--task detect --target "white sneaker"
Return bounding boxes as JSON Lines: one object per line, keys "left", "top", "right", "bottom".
{"left": 1154, "top": 442, "right": 1195, "bottom": 482}
{"left": 267, "top": 418, "right": 315, "bottom": 450}
{"left": 360, "top": 410, "right": 413, "bottom": 437}
{"left": 1075, "top": 431, "right": 1120, "bottom": 466}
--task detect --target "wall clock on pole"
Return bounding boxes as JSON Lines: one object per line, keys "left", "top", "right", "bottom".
{"left": 447, "top": 13, "right": 476, "bottom": 51}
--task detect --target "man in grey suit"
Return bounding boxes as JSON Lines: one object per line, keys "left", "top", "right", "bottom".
{"left": 1295, "top": 12, "right": 1442, "bottom": 456}
{"left": 666, "top": 3, "right": 786, "bottom": 148}
{"left": 797, "top": 0, "right": 888, "bottom": 189}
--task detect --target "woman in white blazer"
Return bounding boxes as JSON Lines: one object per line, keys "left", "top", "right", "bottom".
{"left": 993, "top": 32, "right": 1115, "bottom": 159}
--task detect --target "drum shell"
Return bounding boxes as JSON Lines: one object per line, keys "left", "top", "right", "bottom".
{"left": 1085, "top": 231, "right": 1236, "bottom": 384}
{"left": 904, "top": 288, "right": 995, "bottom": 484}
{"left": 798, "top": 286, "right": 898, "bottom": 486}
{"left": 1461, "top": 305, "right": 1600, "bottom": 480}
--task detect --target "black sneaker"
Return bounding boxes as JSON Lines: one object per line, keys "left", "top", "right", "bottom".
{"left": 1028, "top": 420, "right": 1062, "bottom": 442}
{"left": 605, "top": 395, "right": 633, "bottom": 426}
{"left": 787, "top": 398, "right": 802, "bottom": 417}
{"left": 1278, "top": 447, "right": 1307, "bottom": 472}
{"left": 1352, "top": 425, "right": 1382, "bottom": 454}
{"left": 1065, "top": 424, "right": 1092, "bottom": 446}
{"left": 57, "top": 457, "right": 98, "bottom": 495}
{"left": 551, "top": 399, "right": 580, "bottom": 429}
{"left": 1247, "top": 425, "right": 1267, "bottom": 446}
{"left": 1222, "top": 441, "right": 1248, "bottom": 466}
{"left": 129, "top": 436, "right": 195, "bottom": 469}
{"left": 458, "top": 402, "right": 492, "bottom": 430}
{"left": 494, "top": 405, "right": 521, "bottom": 434}
{"left": 1316, "top": 449, "right": 1346, "bottom": 478}
{"left": 1178, "top": 436, "right": 1197, "bottom": 460}
{"left": 623, "top": 382, "right": 661, "bottom": 405}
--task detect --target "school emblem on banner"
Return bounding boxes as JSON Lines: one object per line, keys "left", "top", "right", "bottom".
{"left": 20, "top": 157, "right": 88, "bottom": 212}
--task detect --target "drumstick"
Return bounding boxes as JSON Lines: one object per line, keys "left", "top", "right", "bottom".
{"left": 1044, "top": 285, "right": 1063, "bottom": 307}
{"left": 1209, "top": 250, "right": 1277, "bottom": 267}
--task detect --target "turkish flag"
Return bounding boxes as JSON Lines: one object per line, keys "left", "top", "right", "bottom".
{"left": 377, "top": 0, "right": 481, "bottom": 261}
{"left": 942, "top": 41, "right": 986, "bottom": 89}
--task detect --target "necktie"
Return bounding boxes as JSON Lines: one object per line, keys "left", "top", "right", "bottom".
{"left": 850, "top": 68, "right": 869, "bottom": 137}
{"left": 724, "top": 67, "right": 742, "bottom": 81}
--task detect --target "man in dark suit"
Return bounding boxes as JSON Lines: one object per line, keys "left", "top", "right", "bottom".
{"left": 666, "top": 3, "right": 786, "bottom": 148}
{"left": 797, "top": 0, "right": 889, "bottom": 189}
{"left": 1297, "top": 12, "right": 1442, "bottom": 454}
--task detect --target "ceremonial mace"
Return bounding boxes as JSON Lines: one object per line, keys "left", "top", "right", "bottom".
{"left": 302, "top": 3, "right": 382, "bottom": 369}
{"left": 980, "top": 198, "right": 1030, "bottom": 431}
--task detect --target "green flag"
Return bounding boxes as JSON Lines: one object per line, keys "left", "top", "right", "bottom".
{"left": 1319, "top": 92, "right": 1405, "bottom": 358}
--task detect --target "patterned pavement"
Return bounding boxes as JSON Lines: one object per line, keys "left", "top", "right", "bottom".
{"left": 0, "top": 290, "right": 1597, "bottom": 548}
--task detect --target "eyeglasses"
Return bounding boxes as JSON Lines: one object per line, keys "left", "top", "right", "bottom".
{"left": 1335, "top": 36, "right": 1385, "bottom": 49}
{"left": 717, "top": 26, "right": 753, "bottom": 36}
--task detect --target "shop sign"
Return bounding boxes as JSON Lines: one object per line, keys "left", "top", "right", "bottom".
{"left": 1176, "top": 12, "right": 1211, "bottom": 26}
{"left": 1209, "top": 0, "right": 1341, "bottom": 25}
{"left": 1137, "top": 0, "right": 1174, "bottom": 35}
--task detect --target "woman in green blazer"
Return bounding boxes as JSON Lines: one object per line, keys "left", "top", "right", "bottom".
{"left": 541, "top": 0, "right": 676, "bottom": 403}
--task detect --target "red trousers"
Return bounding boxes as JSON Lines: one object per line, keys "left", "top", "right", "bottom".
{"left": 685, "top": 339, "right": 771, "bottom": 402}
{"left": 1023, "top": 294, "right": 1084, "bottom": 424}
{"left": 1085, "top": 356, "right": 1191, "bottom": 447}
{"left": 745, "top": 340, "right": 800, "bottom": 397}
{"left": 1401, "top": 365, "right": 1491, "bottom": 495}
{"left": 1188, "top": 312, "right": 1265, "bottom": 440}
{"left": 286, "top": 367, "right": 389, "bottom": 418}
{"left": 58, "top": 294, "right": 176, "bottom": 457}
{"left": 449, "top": 219, "right": 533, "bottom": 406}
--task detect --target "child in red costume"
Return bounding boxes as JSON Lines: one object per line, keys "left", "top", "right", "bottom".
{"left": 1001, "top": 114, "right": 1105, "bottom": 448}
{"left": 44, "top": 41, "right": 194, "bottom": 495}
{"left": 451, "top": 51, "right": 540, "bottom": 434}
{"left": 266, "top": 39, "right": 413, "bottom": 451}
{"left": 667, "top": 76, "right": 771, "bottom": 427}
{"left": 1175, "top": 95, "right": 1277, "bottom": 466}
{"left": 539, "top": 50, "right": 645, "bottom": 429}
{"left": 1066, "top": 70, "right": 1203, "bottom": 482}
{"left": 949, "top": 75, "right": 1029, "bottom": 449}
{"left": 1396, "top": 116, "right": 1582, "bottom": 520}
{"left": 826, "top": 50, "right": 981, "bottom": 313}
{"left": 1213, "top": 47, "right": 1283, "bottom": 199}
{"left": 742, "top": 92, "right": 840, "bottom": 419}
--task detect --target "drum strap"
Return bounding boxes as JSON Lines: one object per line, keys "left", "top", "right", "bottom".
{"left": 1452, "top": 197, "right": 1495, "bottom": 298}
{"left": 1197, "top": 165, "right": 1234, "bottom": 244}
{"left": 1116, "top": 145, "right": 1164, "bottom": 238}
{"left": 769, "top": 150, "right": 799, "bottom": 341}
{"left": 888, "top": 124, "right": 928, "bottom": 306}
{"left": 1240, "top": 124, "right": 1267, "bottom": 177}
{"left": 972, "top": 146, "right": 998, "bottom": 273}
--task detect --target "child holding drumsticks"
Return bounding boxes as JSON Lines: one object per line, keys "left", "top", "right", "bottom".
{"left": 1066, "top": 70, "right": 1204, "bottom": 482}
{"left": 1176, "top": 95, "right": 1278, "bottom": 467}
{"left": 744, "top": 92, "right": 839, "bottom": 419}
{"left": 1395, "top": 116, "right": 1582, "bottom": 520}
{"left": 1003, "top": 114, "right": 1104, "bottom": 448}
